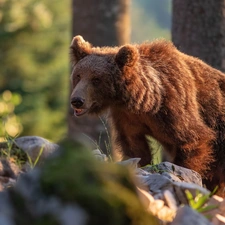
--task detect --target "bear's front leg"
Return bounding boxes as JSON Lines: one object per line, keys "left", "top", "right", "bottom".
{"left": 113, "top": 132, "right": 153, "bottom": 166}
{"left": 110, "top": 113, "right": 153, "bottom": 166}
{"left": 173, "top": 140, "right": 215, "bottom": 178}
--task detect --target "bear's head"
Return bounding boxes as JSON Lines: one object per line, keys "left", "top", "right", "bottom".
{"left": 70, "top": 35, "right": 139, "bottom": 116}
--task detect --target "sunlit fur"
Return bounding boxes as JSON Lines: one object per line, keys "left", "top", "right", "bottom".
{"left": 70, "top": 36, "right": 225, "bottom": 196}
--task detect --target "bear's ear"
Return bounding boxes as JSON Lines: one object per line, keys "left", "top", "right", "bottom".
{"left": 115, "top": 45, "right": 139, "bottom": 69}
{"left": 70, "top": 35, "right": 92, "bottom": 63}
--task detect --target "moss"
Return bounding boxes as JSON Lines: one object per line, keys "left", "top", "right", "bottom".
{"left": 40, "top": 139, "right": 159, "bottom": 225}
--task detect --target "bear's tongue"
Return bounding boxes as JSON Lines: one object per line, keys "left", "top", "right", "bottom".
{"left": 74, "top": 108, "right": 86, "bottom": 117}
{"left": 75, "top": 109, "right": 83, "bottom": 115}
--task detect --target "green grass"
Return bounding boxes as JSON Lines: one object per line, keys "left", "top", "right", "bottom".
{"left": 0, "top": 133, "right": 27, "bottom": 168}
{"left": 26, "top": 145, "right": 44, "bottom": 169}
{"left": 0, "top": 132, "right": 44, "bottom": 169}
{"left": 185, "top": 187, "right": 219, "bottom": 214}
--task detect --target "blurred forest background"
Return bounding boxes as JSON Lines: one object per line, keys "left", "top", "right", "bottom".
{"left": 0, "top": 0, "right": 171, "bottom": 142}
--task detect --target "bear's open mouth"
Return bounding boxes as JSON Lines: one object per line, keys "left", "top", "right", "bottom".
{"left": 73, "top": 108, "right": 88, "bottom": 117}
{"left": 72, "top": 102, "right": 100, "bottom": 117}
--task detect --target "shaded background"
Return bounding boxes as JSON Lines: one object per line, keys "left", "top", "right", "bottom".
{"left": 0, "top": 0, "right": 171, "bottom": 142}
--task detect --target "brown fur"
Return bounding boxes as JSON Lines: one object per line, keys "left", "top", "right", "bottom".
{"left": 70, "top": 36, "right": 225, "bottom": 196}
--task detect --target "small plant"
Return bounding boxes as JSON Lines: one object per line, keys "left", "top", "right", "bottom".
{"left": 146, "top": 136, "right": 162, "bottom": 164}
{"left": 0, "top": 133, "right": 16, "bottom": 159}
{"left": 0, "top": 133, "right": 27, "bottom": 168}
{"left": 98, "top": 116, "right": 112, "bottom": 160}
{"left": 146, "top": 164, "right": 161, "bottom": 173}
{"left": 82, "top": 116, "right": 112, "bottom": 161}
{"left": 0, "top": 133, "right": 45, "bottom": 169}
{"left": 185, "top": 187, "right": 218, "bottom": 213}
{"left": 26, "top": 145, "right": 45, "bottom": 169}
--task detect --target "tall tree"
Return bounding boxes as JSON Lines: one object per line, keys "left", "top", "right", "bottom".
{"left": 172, "top": 0, "right": 225, "bottom": 195}
{"left": 172, "top": 0, "right": 225, "bottom": 72}
{"left": 69, "top": 0, "right": 130, "bottom": 153}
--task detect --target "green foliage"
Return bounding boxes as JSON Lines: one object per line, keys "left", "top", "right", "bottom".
{"left": 0, "top": 0, "right": 171, "bottom": 143}
{"left": 0, "top": 90, "right": 22, "bottom": 139}
{"left": 0, "top": 132, "right": 27, "bottom": 168}
{"left": 0, "top": 0, "right": 70, "bottom": 141}
{"left": 148, "top": 136, "right": 163, "bottom": 164}
{"left": 185, "top": 187, "right": 218, "bottom": 214}
{"left": 1, "top": 133, "right": 15, "bottom": 158}
{"left": 26, "top": 145, "right": 44, "bottom": 169}
{"left": 40, "top": 140, "right": 159, "bottom": 225}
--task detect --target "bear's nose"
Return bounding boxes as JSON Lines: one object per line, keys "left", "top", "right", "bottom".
{"left": 71, "top": 97, "right": 85, "bottom": 108}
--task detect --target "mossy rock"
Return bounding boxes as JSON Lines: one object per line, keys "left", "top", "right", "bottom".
{"left": 6, "top": 140, "right": 159, "bottom": 225}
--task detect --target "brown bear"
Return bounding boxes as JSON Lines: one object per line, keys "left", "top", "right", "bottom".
{"left": 70, "top": 35, "right": 225, "bottom": 196}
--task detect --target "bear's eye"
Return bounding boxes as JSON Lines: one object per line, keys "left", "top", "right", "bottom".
{"left": 92, "top": 78, "right": 101, "bottom": 86}
{"left": 76, "top": 74, "right": 81, "bottom": 80}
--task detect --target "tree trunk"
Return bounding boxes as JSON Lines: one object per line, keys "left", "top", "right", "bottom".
{"left": 172, "top": 0, "right": 225, "bottom": 196}
{"left": 172, "top": 0, "right": 225, "bottom": 72}
{"left": 69, "top": 0, "right": 130, "bottom": 153}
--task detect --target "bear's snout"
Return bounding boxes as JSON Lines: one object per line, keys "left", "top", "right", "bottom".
{"left": 71, "top": 97, "right": 85, "bottom": 108}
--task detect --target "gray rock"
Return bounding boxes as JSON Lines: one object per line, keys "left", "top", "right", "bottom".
{"left": 0, "top": 167, "right": 88, "bottom": 225}
{"left": 0, "top": 217, "right": 14, "bottom": 225}
{"left": 14, "top": 136, "right": 59, "bottom": 164}
{"left": 0, "top": 159, "right": 21, "bottom": 191}
{"left": 0, "top": 177, "right": 16, "bottom": 191}
{"left": 161, "top": 172, "right": 184, "bottom": 182}
{"left": 0, "top": 192, "right": 15, "bottom": 225}
{"left": 136, "top": 161, "right": 210, "bottom": 206}
{"left": 145, "top": 174, "right": 174, "bottom": 194}
{"left": 173, "top": 181, "right": 210, "bottom": 205}
{"left": 0, "top": 148, "right": 155, "bottom": 225}
{"left": 171, "top": 206, "right": 213, "bottom": 225}
{"left": 117, "top": 158, "right": 141, "bottom": 169}
{"left": 92, "top": 149, "right": 107, "bottom": 162}
{"left": 163, "top": 190, "right": 178, "bottom": 211}
{"left": 0, "top": 159, "right": 21, "bottom": 178}
{"left": 59, "top": 205, "right": 88, "bottom": 225}
{"left": 144, "top": 161, "right": 202, "bottom": 186}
